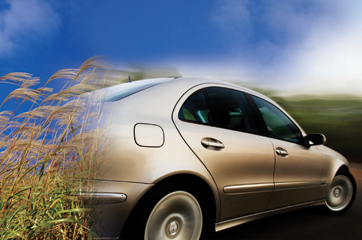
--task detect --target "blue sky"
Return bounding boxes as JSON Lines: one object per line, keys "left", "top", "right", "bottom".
{"left": 1, "top": 0, "right": 362, "bottom": 103}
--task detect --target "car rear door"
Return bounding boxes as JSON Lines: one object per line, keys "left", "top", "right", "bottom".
{"left": 173, "top": 85, "right": 275, "bottom": 221}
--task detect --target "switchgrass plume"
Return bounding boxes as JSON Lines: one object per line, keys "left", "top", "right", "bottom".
{"left": 0, "top": 57, "right": 121, "bottom": 239}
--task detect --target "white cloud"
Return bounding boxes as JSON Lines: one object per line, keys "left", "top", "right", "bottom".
{"left": 211, "top": 0, "right": 331, "bottom": 63}
{"left": 279, "top": 3, "right": 362, "bottom": 95}
{"left": 208, "top": 0, "right": 362, "bottom": 95}
{"left": 0, "top": 0, "right": 61, "bottom": 56}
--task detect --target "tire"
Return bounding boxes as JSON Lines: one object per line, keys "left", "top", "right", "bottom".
{"left": 325, "top": 171, "right": 356, "bottom": 214}
{"left": 121, "top": 181, "right": 214, "bottom": 240}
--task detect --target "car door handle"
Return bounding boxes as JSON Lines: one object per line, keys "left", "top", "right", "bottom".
{"left": 276, "top": 147, "right": 288, "bottom": 157}
{"left": 201, "top": 137, "right": 225, "bottom": 150}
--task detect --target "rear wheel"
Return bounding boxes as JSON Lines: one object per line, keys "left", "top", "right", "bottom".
{"left": 121, "top": 181, "right": 214, "bottom": 240}
{"left": 325, "top": 172, "right": 356, "bottom": 213}
{"left": 145, "top": 191, "right": 202, "bottom": 240}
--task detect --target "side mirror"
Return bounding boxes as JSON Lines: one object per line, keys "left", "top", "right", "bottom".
{"left": 306, "top": 133, "right": 326, "bottom": 146}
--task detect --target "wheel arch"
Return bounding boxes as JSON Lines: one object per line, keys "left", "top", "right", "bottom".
{"left": 121, "top": 173, "right": 217, "bottom": 238}
{"left": 336, "top": 165, "right": 350, "bottom": 175}
{"left": 325, "top": 164, "right": 357, "bottom": 213}
{"left": 335, "top": 164, "right": 357, "bottom": 193}
{"left": 135, "top": 173, "right": 216, "bottom": 218}
{"left": 152, "top": 173, "right": 217, "bottom": 212}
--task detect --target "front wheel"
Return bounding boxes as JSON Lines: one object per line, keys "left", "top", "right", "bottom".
{"left": 325, "top": 172, "right": 356, "bottom": 213}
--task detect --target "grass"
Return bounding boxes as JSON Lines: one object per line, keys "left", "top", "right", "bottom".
{"left": 261, "top": 93, "right": 362, "bottom": 162}
{"left": 234, "top": 84, "right": 362, "bottom": 162}
{"left": 0, "top": 58, "right": 177, "bottom": 239}
{"left": 275, "top": 96, "right": 362, "bottom": 162}
{"left": 0, "top": 58, "right": 111, "bottom": 239}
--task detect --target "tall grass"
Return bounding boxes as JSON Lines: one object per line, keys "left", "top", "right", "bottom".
{"left": 0, "top": 58, "right": 111, "bottom": 239}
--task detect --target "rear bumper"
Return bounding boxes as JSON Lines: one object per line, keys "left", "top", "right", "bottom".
{"left": 82, "top": 179, "right": 153, "bottom": 239}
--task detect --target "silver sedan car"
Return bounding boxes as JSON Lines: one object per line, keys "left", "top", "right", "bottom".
{"left": 90, "top": 77, "right": 356, "bottom": 240}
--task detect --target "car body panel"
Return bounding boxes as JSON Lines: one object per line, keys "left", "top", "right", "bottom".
{"left": 172, "top": 83, "right": 276, "bottom": 220}
{"left": 215, "top": 199, "right": 326, "bottom": 232}
{"left": 266, "top": 138, "right": 323, "bottom": 209}
{"left": 92, "top": 79, "right": 225, "bottom": 237}
{"left": 315, "top": 145, "right": 350, "bottom": 199}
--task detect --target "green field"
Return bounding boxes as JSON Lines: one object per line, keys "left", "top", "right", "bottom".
{"left": 264, "top": 93, "right": 362, "bottom": 163}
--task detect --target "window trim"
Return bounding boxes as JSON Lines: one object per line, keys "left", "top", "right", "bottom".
{"left": 174, "top": 84, "right": 307, "bottom": 146}
{"left": 245, "top": 93, "right": 270, "bottom": 136}
{"left": 177, "top": 86, "right": 258, "bottom": 135}
{"left": 246, "top": 93, "right": 307, "bottom": 146}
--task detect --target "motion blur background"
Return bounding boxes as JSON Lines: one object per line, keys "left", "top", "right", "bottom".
{"left": 1, "top": 0, "right": 361, "bottom": 162}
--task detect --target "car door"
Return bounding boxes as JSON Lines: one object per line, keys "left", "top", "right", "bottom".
{"left": 249, "top": 95, "right": 323, "bottom": 209}
{"left": 173, "top": 85, "right": 275, "bottom": 221}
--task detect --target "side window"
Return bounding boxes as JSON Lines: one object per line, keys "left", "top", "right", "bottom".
{"left": 251, "top": 96, "right": 303, "bottom": 144}
{"left": 178, "top": 89, "right": 211, "bottom": 124}
{"left": 179, "top": 87, "right": 255, "bottom": 133}
{"left": 205, "top": 87, "right": 253, "bottom": 132}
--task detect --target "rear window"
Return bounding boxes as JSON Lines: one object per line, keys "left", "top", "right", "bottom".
{"left": 103, "top": 79, "right": 168, "bottom": 102}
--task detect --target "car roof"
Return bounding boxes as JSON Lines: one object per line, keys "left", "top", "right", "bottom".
{"left": 100, "top": 76, "right": 279, "bottom": 108}
{"left": 100, "top": 77, "right": 307, "bottom": 136}
{"left": 154, "top": 77, "right": 273, "bottom": 102}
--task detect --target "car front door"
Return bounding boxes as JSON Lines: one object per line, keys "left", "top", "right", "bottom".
{"left": 173, "top": 85, "right": 275, "bottom": 221}
{"left": 249, "top": 95, "right": 323, "bottom": 209}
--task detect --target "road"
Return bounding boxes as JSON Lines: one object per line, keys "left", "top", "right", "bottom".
{"left": 214, "top": 163, "right": 362, "bottom": 240}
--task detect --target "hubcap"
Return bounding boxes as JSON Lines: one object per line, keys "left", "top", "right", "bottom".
{"left": 326, "top": 175, "right": 353, "bottom": 211}
{"left": 333, "top": 187, "right": 342, "bottom": 197}
{"left": 145, "top": 191, "right": 203, "bottom": 240}
{"left": 168, "top": 221, "right": 179, "bottom": 235}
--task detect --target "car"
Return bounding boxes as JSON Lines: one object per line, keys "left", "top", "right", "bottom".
{"left": 88, "top": 77, "right": 356, "bottom": 240}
